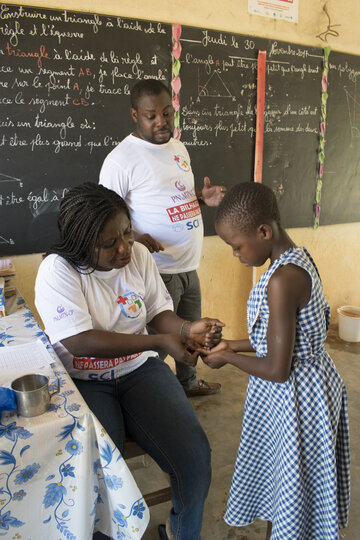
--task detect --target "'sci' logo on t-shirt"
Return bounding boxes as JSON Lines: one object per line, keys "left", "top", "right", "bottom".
{"left": 174, "top": 154, "right": 190, "bottom": 172}
{"left": 117, "top": 292, "right": 143, "bottom": 318}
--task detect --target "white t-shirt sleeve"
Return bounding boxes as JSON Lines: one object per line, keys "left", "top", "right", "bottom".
{"left": 35, "top": 255, "right": 93, "bottom": 345}
{"left": 133, "top": 244, "right": 173, "bottom": 323}
{"left": 99, "top": 153, "right": 130, "bottom": 199}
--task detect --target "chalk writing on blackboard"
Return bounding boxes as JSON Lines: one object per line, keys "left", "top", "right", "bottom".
{"left": 178, "top": 32, "right": 322, "bottom": 149}
{"left": 0, "top": 4, "right": 359, "bottom": 255}
{"left": 176, "top": 27, "right": 323, "bottom": 231}
{"left": 318, "top": 51, "right": 360, "bottom": 225}
{"left": 0, "top": 3, "right": 172, "bottom": 255}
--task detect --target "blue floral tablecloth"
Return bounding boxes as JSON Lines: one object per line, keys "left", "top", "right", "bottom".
{"left": 0, "top": 297, "right": 149, "bottom": 539}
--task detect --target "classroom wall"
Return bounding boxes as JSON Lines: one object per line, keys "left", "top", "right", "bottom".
{"left": 5, "top": 0, "right": 360, "bottom": 338}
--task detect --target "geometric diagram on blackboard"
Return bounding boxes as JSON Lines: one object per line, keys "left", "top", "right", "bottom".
{"left": 197, "top": 69, "right": 235, "bottom": 101}
{"left": 344, "top": 86, "right": 360, "bottom": 138}
{"left": 0, "top": 235, "right": 15, "bottom": 245}
{"left": 0, "top": 173, "right": 23, "bottom": 186}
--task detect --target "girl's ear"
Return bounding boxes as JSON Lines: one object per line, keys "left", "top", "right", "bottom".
{"left": 257, "top": 223, "right": 273, "bottom": 240}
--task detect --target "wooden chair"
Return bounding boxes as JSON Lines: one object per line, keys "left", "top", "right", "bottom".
{"left": 123, "top": 435, "right": 172, "bottom": 507}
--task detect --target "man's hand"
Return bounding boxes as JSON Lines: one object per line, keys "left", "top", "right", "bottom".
{"left": 136, "top": 233, "right": 164, "bottom": 253}
{"left": 201, "top": 177, "right": 226, "bottom": 207}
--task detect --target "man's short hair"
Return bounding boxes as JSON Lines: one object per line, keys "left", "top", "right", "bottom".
{"left": 130, "top": 79, "right": 171, "bottom": 109}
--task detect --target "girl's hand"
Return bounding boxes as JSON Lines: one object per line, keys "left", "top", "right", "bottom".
{"left": 160, "top": 334, "right": 199, "bottom": 366}
{"left": 187, "top": 317, "right": 225, "bottom": 347}
{"left": 200, "top": 340, "right": 232, "bottom": 369}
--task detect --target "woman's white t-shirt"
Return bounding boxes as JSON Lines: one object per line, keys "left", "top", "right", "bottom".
{"left": 35, "top": 242, "right": 173, "bottom": 380}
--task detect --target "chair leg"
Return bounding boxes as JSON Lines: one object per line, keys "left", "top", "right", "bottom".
{"left": 144, "top": 486, "right": 172, "bottom": 507}
{"left": 124, "top": 435, "right": 172, "bottom": 507}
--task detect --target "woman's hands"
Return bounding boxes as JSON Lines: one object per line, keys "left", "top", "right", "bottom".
{"left": 159, "top": 334, "right": 199, "bottom": 366}
{"left": 148, "top": 312, "right": 225, "bottom": 365}
{"left": 157, "top": 318, "right": 226, "bottom": 367}
{"left": 184, "top": 318, "right": 225, "bottom": 348}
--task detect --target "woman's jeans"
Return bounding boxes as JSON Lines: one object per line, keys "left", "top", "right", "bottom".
{"left": 74, "top": 357, "right": 211, "bottom": 540}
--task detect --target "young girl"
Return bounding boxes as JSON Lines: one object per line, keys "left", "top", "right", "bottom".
{"left": 201, "top": 182, "right": 350, "bottom": 539}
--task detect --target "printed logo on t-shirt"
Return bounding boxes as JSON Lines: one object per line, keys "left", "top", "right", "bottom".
{"left": 72, "top": 354, "right": 141, "bottom": 371}
{"left": 174, "top": 154, "right": 190, "bottom": 172}
{"left": 172, "top": 223, "right": 185, "bottom": 232}
{"left": 175, "top": 180, "right": 186, "bottom": 191}
{"left": 53, "top": 304, "right": 74, "bottom": 322}
{"left": 117, "top": 291, "right": 143, "bottom": 318}
{"left": 166, "top": 200, "right": 201, "bottom": 223}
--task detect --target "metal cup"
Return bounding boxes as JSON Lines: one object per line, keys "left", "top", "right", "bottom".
{"left": 11, "top": 373, "right": 60, "bottom": 417}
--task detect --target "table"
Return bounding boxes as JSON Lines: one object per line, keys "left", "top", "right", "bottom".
{"left": 0, "top": 296, "right": 149, "bottom": 539}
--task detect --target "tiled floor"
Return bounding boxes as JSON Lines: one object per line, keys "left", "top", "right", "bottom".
{"left": 128, "top": 327, "right": 359, "bottom": 539}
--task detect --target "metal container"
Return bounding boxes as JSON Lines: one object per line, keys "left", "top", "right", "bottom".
{"left": 11, "top": 373, "right": 60, "bottom": 417}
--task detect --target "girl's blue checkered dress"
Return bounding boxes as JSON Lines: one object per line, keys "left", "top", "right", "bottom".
{"left": 224, "top": 247, "right": 350, "bottom": 539}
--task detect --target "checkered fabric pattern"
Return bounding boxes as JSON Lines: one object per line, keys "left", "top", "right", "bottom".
{"left": 224, "top": 248, "right": 350, "bottom": 539}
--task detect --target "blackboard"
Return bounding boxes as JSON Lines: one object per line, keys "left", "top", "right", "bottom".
{"left": 320, "top": 50, "right": 360, "bottom": 225}
{"left": 177, "top": 27, "right": 324, "bottom": 234}
{"left": 0, "top": 4, "right": 172, "bottom": 254}
{"left": 0, "top": 3, "right": 359, "bottom": 256}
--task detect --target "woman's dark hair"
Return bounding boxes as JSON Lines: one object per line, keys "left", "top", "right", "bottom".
{"left": 215, "top": 181, "right": 281, "bottom": 233}
{"left": 46, "top": 182, "right": 130, "bottom": 272}
{"left": 130, "top": 79, "right": 171, "bottom": 110}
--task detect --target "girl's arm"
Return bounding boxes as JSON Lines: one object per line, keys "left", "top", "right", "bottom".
{"left": 202, "top": 264, "right": 311, "bottom": 382}
{"left": 223, "top": 339, "right": 255, "bottom": 353}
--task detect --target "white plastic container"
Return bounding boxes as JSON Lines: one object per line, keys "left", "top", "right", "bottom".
{"left": 337, "top": 305, "right": 360, "bottom": 342}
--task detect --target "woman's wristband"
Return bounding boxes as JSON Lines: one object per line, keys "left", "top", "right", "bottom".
{"left": 180, "top": 320, "right": 191, "bottom": 338}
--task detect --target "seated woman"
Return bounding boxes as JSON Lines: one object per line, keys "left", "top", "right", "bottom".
{"left": 35, "top": 182, "right": 223, "bottom": 540}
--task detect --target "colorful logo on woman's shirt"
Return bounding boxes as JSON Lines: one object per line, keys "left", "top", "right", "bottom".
{"left": 174, "top": 154, "right": 190, "bottom": 172}
{"left": 117, "top": 291, "right": 143, "bottom": 318}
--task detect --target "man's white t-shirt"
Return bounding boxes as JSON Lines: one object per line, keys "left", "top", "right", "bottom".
{"left": 35, "top": 243, "right": 173, "bottom": 381}
{"left": 99, "top": 135, "right": 203, "bottom": 274}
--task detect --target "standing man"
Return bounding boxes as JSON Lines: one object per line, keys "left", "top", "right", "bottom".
{"left": 99, "top": 79, "right": 225, "bottom": 397}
